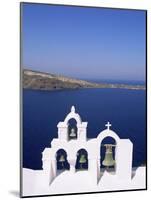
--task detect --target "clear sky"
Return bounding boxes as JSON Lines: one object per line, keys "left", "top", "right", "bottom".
{"left": 22, "top": 3, "right": 146, "bottom": 81}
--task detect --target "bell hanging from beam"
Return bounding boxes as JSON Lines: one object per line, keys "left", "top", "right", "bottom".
{"left": 79, "top": 154, "right": 87, "bottom": 169}
{"left": 59, "top": 155, "right": 65, "bottom": 167}
{"left": 69, "top": 128, "right": 76, "bottom": 137}
{"left": 102, "top": 144, "right": 115, "bottom": 168}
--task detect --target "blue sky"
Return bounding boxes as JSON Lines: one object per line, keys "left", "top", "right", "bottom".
{"left": 22, "top": 3, "right": 146, "bottom": 81}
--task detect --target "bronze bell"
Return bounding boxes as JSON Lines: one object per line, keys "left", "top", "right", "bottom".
{"left": 102, "top": 144, "right": 115, "bottom": 168}
{"left": 69, "top": 128, "right": 76, "bottom": 137}
{"left": 59, "top": 155, "right": 65, "bottom": 167}
{"left": 79, "top": 154, "right": 87, "bottom": 169}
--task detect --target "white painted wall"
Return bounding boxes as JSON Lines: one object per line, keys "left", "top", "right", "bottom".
{"left": 42, "top": 106, "right": 133, "bottom": 186}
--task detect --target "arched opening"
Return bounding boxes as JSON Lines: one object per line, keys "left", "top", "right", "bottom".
{"left": 100, "top": 137, "right": 116, "bottom": 174}
{"left": 56, "top": 149, "right": 70, "bottom": 171}
{"left": 68, "top": 118, "right": 77, "bottom": 140}
{"left": 75, "top": 149, "right": 88, "bottom": 171}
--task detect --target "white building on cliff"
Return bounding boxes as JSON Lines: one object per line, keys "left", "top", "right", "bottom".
{"left": 22, "top": 106, "right": 146, "bottom": 197}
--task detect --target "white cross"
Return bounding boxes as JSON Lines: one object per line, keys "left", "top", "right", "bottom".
{"left": 105, "top": 122, "right": 112, "bottom": 130}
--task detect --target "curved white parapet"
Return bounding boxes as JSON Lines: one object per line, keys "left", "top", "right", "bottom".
{"left": 64, "top": 106, "right": 82, "bottom": 125}
{"left": 22, "top": 166, "right": 146, "bottom": 196}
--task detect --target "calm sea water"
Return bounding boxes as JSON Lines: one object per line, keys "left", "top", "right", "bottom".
{"left": 23, "top": 88, "right": 146, "bottom": 169}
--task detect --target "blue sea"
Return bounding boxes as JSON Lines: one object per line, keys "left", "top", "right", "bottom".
{"left": 23, "top": 88, "right": 146, "bottom": 169}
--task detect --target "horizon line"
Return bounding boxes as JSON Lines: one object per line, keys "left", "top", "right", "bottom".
{"left": 23, "top": 67, "right": 145, "bottom": 83}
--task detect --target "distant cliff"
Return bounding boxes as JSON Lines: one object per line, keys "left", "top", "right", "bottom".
{"left": 23, "top": 69, "right": 145, "bottom": 90}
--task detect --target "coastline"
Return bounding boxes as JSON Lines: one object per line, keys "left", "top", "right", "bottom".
{"left": 23, "top": 86, "right": 146, "bottom": 91}
{"left": 23, "top": 69, "right": 145, "bottom": 91}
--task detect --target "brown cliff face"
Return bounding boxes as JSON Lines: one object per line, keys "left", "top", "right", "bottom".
{"left": 23, "top": 69, "right": 104, "bottom": 90}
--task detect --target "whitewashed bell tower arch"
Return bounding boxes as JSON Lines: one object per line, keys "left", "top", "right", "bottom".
{"left": 97, "top": 122, "right": 133, "bottom": 181}
{"left": 57, "top": 106, "right": 88, "bottom": 141}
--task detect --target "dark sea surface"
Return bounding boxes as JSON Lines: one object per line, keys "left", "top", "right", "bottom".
{"left": 23, "top": 88, "right": 146, "bottom": 169}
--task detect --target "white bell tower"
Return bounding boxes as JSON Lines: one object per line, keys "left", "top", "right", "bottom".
{"left": 57, "top": 106, "right": 88, "bottom": 141}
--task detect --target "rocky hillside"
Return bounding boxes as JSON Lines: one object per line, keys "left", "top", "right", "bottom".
{"left": 23, "top": 69, "right": 107, "bottom": 90}
{"left": 23, "top": 69, "right": 145, "bottom": 90}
